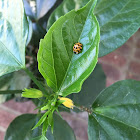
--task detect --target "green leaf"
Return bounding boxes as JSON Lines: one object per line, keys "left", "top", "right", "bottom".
{"left": 32, "top": 112, "right": 49, "bottom": 130}
{"left": 88, "top": 80, "right": 140, "bottom": 140}
{"left": 26, "top": 17, "right": 33, "bottom": 46}
{"left": 41, "top": 104, "right": 50, "bottom": 111}
{"left": 48, "top": 112, "right": 53, "bottom": 126}
{"left": 42, "top": 118, "right": 49, "bottom": 136}
{"left": 51, "top": 113, "right": 76, "bottom": 140}
{"left": 0, "top": 0, "right": 29, "bottom": 76}
{"left": 36, "top": 0, "right": 56, "bottom": 19}
{"left": 38, "top": 0, "right": 100, "bottom": 96}
{"left": 95, "top": 0, "right": 140, "bottom": 57}
{"left": 51, "top": 118, "right": 54, "bottom": 134}
{"left": 4, "top": 114, "right": 36, "bottom": 140}
{"left": 47, "top": 0, "right": 89, "bottom": 30}
{"left": 56, "top": 108, "right": 63, "bottom": 119}
{"left": 69, "top": 64, "right": 106, "bottom": 108}
{"left": 31, "top": 135, "right": 48, "bottom": 140}
{"left": 4, "top": 113, "right": 76, "bottom": 140}
{"left": 47, "top": 0, "right": 140, "bottom": 57}
{"left": 56, "top": 100, "right": 65, "bottom": 106}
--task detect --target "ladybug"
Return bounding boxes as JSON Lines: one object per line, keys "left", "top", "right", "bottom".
{"left": 73, "top": 42, "right": 83, "bottom": 54}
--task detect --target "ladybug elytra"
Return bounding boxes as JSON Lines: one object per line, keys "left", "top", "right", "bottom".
{"left": 73, "top": 42, "right": 83, "bottom": 54}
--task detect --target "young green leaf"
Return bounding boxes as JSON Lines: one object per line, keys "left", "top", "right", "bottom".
{"left": 41, "top": 104, "right": 50, "bottom": 111}
{"left": 38, "top": 0, "right": 100, "bottom": 96}
{"left": 88, "top": 80, "right": 140, "bottom": 140}
{"left": 0, "top": 0, "right": 29, "bottom": 76}
{"left": 47, "top": 0, "right": 140, "bottom": 57}
{"left": 48, "top": 112, "right": 53, "bottom": 126}
{"left": 42, "top": 118, "right": 49, "bottom": 136}
{"left": 56, "top": 100, "right": 65, "bottom": 106}
{"left": 32, "top": 112, "right": 49, "bottom": 130}
{"left": 51, "top": 118, "right": 54, "bottom": 134}
{"left": 56, "top": 108, "right": 63, "bottom": 119}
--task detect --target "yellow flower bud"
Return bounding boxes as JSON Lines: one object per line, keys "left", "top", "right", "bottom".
{"left": 58, "top": 97, "right": 74, "bottom": 109}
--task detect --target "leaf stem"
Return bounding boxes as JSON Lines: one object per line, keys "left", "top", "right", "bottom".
{"left": 23, "top": 67, "right": 47, "bottom": 94}
{"left": 74, "top": 104, "right": 92, "bottom": 114}
{"left": 0, "top": 90, "right": 22, "bottom": 94}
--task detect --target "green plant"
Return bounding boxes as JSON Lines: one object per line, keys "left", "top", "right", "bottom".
{"left": 0, "top": 0, "right": 140, "bottom": 139}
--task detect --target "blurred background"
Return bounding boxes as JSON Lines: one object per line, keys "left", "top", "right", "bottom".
{"left": 0, "top": 0, "right": 140, "bottom": 139}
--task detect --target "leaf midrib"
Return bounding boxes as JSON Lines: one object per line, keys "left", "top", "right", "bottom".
{"left": 94, "top": 103, "right": 140, "bottom": 108}
{"left": 57, "top": 2, "right": 95, "bottom": 94}
{"left": 0, "top": 41, "right": 22, "bottom": 67}
{"left": 59, "top": 24, "right": 98, "bottom": 93}
{"left": 92, "top": 111, "right": 140, "bottom": 131}
{"left": 91, "top": 114, "right": 113, "bottom": 140}
{"left": 94, "top": 0, "right": 117, "bottom": 15}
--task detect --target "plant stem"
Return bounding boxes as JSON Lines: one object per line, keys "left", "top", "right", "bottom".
{"left": 0, "top": 90, "right": 22, "bottom": 94}
{"left": 74, "top": 104, "right": 92, "bottom": 114}
{"left": 23, "top": 67, "right": 47, "bottom": 94}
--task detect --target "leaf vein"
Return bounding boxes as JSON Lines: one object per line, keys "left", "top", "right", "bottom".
{"left": 51, "top": 31, "right": 58, "bottom": 90}
{"left": 0, "top": 41, "right": 22, "bottom": 66}
{"left": 92, "top": 114, "right": 113, "bottom": 140}
{"left": 100, "top": 0, "right": 131, "bottom": 28}
{"left": 93, "top": 112, "right": 140, "bottom": 131}
{"left": 41, "top": 65, "right": 56, "bottom": 87}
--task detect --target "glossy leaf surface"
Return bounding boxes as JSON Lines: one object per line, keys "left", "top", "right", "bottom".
{"left": 47, "top": 0, "right": 140, "bottom": 57}
{"left": 95, "top": 0, "right": 140, "bottom": 57}
{"left": 38, "top": 0, "right": 100, "bottom": 96}
{"left": 88, "top": 80, "right": 140, "bottom": 140}
{"left": 26, "top": 17, "right": 33, "bottom": 46}
{"left": 4, "top": 113, "right": 76, "bottom": 140}
{"left": 69, "top": 64, "right": 106, "bottom": 107}
{"left": 36, "top": 0, "right": 56, "bottom": 19}
{"left": 0, "top": 0, "right": 29, "bottom": 76}
{"left": 47, "top": 0, "right": 89, "bottom": 30}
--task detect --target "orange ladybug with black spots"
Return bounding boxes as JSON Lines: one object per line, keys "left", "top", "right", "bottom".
{"left": 73, "top": 42, "right": 83, "bottom": 54}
